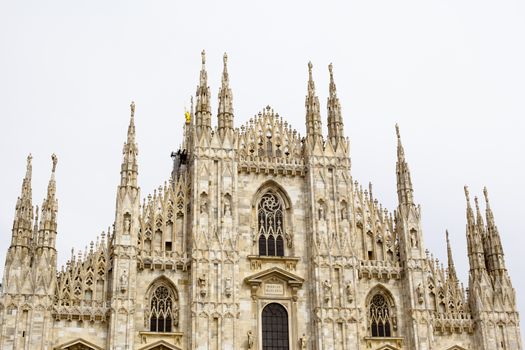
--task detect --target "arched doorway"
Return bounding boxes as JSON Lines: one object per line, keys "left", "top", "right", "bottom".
{"left": 262, "top": 303, "right": 289, "bottom": 349}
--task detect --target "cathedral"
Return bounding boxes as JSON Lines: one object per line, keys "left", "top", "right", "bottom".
{"left": 0, "top": 51, "right": 521, "bottom": 350}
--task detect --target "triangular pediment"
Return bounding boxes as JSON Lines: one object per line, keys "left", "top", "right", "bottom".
{"left": 446, "top": 346, "right": 468, "bottom": 350}
{"left": 138, "top": 340, "right": 182, "bottom": 350}
{"left": 54, "top": 338, "right": 103, "bottom": 350}
{"left": 244, "top": 266, "right": 304, "bottom": 287}
{"left": 377, "top": 346, "right": 400, "bottom": 350}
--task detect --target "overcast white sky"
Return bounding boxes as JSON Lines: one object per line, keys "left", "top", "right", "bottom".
{"left": 1, "top": 0, "right": 524, "bottom": 339}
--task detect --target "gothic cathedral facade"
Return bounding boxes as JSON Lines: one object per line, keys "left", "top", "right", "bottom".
{"left": 0, "top": 52, "right": 521, "bottom": 350}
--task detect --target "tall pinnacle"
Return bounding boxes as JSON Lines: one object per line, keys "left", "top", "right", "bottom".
{"left": 19, "top": 153, "right": 33, "bottom": 212}
{"left": 128, "top": 101, "right": 136, "bottom": 143}
{"left": 12, "top": 154, "right": 34, "bottom": 247}
{"left": 395, "top": 124, "right": 414, "bottom": 206}
{"left": 464, "top": 186, "right": 486, "bottom": 275}
{"left": 446, "top": 230, "right": 458, "bottom": 282}
{"left": 39, "top": 154, "right": 58, "bottom": 248}
{"left": 195, "top": 50, "right": 212, "bottom": 132}
{"left": 327, "top": 63, "right": 345, "bottom": 146}
{"left": 305, "top": 62, "right": 322, "bottom": 140}
{"left": 483, "top": 187, "right": 507, "bottom": 274}
{"left": 120, "top": 101, "right": 139, "bottom": 188}
{"left": 217, "top": 52, "right": 234, "bottom": 136}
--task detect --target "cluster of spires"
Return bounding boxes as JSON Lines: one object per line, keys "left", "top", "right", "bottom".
{"left": 11, "top": 153, "right": 59, "bottom": 251}
{"left": 464, "top": 185, "right": 507, "bottom": 279}
{"left": 394, "top": 120, "right": 509, "bottom": 287}
{"left": 190, "top": 50, "right": 347, "bottom": 150}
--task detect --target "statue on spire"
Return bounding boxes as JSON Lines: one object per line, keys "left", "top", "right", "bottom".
{"left": 327, "top": 63, "right": 344, "bottom": 147}
{"left": 130, "top": 101, "right": 135, "bottom": 118}
{"left": 218, "top": 52, "right": 234, "bottom": 136}
{"left": 195, "top": 50, "right": 211, "bottom": 133}
{"left": 305, "top": 61, "right": 322, "bottom": 141}
{"left": 51, "top": 153, "right": 58, "bottom": 173}
{"left": 26, "top": 153, "right": 33, "bottom": 174}
{"left": 395, "top": 124, "right": 413, "bottom": 206}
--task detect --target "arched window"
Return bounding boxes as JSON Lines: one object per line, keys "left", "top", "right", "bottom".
{"left": 258, "top": 193, "right": 285, "bottom": 257}
{"left": 149, "top": 285, "right": 176, "bottom": 332}
{"left": 369, "top": 294, "right": 392, "bottom": 337}
{"left": 262, "top": 303, "right": 289, "bottom": 349}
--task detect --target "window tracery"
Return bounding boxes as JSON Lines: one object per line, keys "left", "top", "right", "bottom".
{"left": 258, "top": 193, "right": 285, "bottom": 256}
{"left": 148, "top": 285, "right": 178, "bottom": 332}
{"left": 369, "top": 293, "right": 393, "bottom": 337}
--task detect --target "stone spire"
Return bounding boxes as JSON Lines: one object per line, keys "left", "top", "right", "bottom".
{"left": 474, "top": 195, "right": 490, "bottom": 271}
{"left": 305, "top": 61, "right": 323, "bottom": 141}
{"left": 12, "top": 154, "right": 34, "bottom": 247}
{"left": 217, "top": 52, "right": 234, "bottom": 137}
{"left": 120, "top": 101, "right": 139, "bottom": 188}
{"left": 446, "top": 229, "right": 458, "bottom": 282}
{"left": 464, "top": 186, "right": 487, "bottom": 276}
{"left": 38, "top": 154, "right": 58, "bottom": 249}
{"left": 483, "top": 187, "right": 507, "bottom": 275}
{"left": 395, "top": 124, "right": 414, "bottom": 206}
{"left": 327, "top": 63, "right": 345, "bottom": 147}
{"left": 195, "top": 50, "right": 212, "bottom": 133}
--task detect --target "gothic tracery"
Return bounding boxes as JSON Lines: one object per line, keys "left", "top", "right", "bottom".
{"left": 258, "top": 192, "right": 285, "bottom": 257}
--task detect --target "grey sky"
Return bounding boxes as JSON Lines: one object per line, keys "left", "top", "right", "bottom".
{"left": 1, "top": 0, "right": 524, "bottom": 339}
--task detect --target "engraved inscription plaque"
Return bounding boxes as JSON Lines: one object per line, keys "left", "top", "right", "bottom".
{"left": 265, "top": 283, "right": 284, "bottom": 295}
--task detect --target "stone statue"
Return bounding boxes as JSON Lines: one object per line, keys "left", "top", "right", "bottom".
{"left": 123, "top": 215, "right": 131, "bottom": 235}
{"left": 51, "top": 153, "right": 58, "bottom": 172}
{"left": 198, "top": 274, "right": 206, "bottom": 287}
{"left": 411, "top": 229, "right": 418, "bottom": 248}
{"left": 299, "top": 333, "right": 308, "bottom": 349}
{"left": 346, "top": 283, "right": 354, "bottom": 303}
{"left": 318, "top": 204, "right": 325, "bottom": 221}
{"left": 247, "top": 330, "right": 254, "bottom": 349}
{"left": 119, "top": 270, "right": 128, "bottom": 292}
{"left": 225, "top": 277, "right": 232, "bottom": 298}
{"left": 200, "top": 200, "right": 208, "bottom": 214}
{"left": 173, "top": 306, "right": 179, "bottom": 327}
{"left": 416, "top": 283, "right": 424, "bottom": 304}
{"left": 285, "top": 231, "right": 294, "bottom": 248}
{"left": 224, "top": 199, "right": 232, "bottom": 217}
{"left": 340, "top": 204, "right": 348, "bottom": 221}
{"left": 322, "top": 280, "right": 332, "bottom": 302}
{"left": 198, "top": 274, "right": 207, "bottom": 297}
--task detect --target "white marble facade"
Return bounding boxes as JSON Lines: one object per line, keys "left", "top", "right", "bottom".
{"left": 0, "top": 52, "right": 521, "bottom": 350}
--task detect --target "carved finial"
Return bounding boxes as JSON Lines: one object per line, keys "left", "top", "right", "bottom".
{"left": 308, "top": 61, "right": 313, "bottom": 79}
{"left": 51, "top": 153, "right": 58, "bottom": 173}
{"left": 26, "top": 153, "right": 32, "bottom": 170}
{"left": 395, "top": 123, "right": 401, "bottom": 139}
{"left": 201, "top": 50, "right": 206, "bottom": 66}
{"left": 483, "top": 186, "right": 490, "bottom": 207}
{"left": 223, "top": 52, "right": 228, "bottom": 66}
{"left": 463, "top": 185, "right": 470, "bottom": 202}
{"left": 130, "top": 101, "right": 135, "bottom": 118}
{"left": 328, "top": 63, "right": 338, "bottom": 98}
